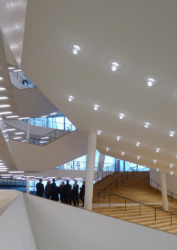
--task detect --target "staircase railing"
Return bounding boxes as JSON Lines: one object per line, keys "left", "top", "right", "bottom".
{"left": 29, "top": 124, "right": 75, "bottom": 145}
{"left": 94, "top": 164, "right": 116, "bottom": 183}
{"left": 97, "top": 169, "right": 136, "bottom": 203}
{"left": 150, "top": 178, "right": 177, "bottom": 203}
{"left": 108, "top": 193, "right": 177, "bottom": 227}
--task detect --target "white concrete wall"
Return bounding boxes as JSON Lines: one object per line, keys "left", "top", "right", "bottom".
{"left": 0, "top": 191, "right": 37, "bottom": 250}
{"left": 24, "top": 193, "right": 177, "bottom": 250}
{"left": 150, "top": 170, "right": 177, "bottom": 195}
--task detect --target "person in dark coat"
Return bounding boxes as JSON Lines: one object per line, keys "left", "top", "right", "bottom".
{"left": 64, "top": 180, "right": 71, "bottom": 205}
{"left": 59, "top": 181, "right": 65, "bottom": 202}
{"left": 72, "top": 181, "right": 79, "bottom": 206}
{"left": 50, "top": 179, "right": 59, "bottom": 201}
{"left": 36, "top": 179, "right": 44, "bottom": 197}
{"left": 79, "top": 181, "right": 85, "bottom": 207}
{"left": 45, "top": 180, "right": 51, "bottom": 199}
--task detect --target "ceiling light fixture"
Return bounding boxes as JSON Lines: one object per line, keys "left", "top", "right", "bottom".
{"left": 50, "top": 112, "right": 57, "bottom": 116}
{"left": 119, "top": 113, "right": 125, "bottom": 120}
{"left": 156, "top": 148, "right": 160, "bottom": 153}
{"left": 14, "top": 132, "right": 25, "bottom": 135}
{"left": 153, "top": 160, "right": 157, "bottom": 164}
{"left": 97, "top": 130, "right": 102, "bottom": 135}
{"left": 136, "top": 142, "right": 140, "bottom": 147}
{"left": 116, "top": 136, "right": 121, "bottom": 141}
{"left": 156, "top": 168, "right": 159, "bottom": 172}
{"left": 5, "top": 128, "right": 16, "bottom": 132}
{"left": 6, "top": 115, "right": 19, "bottom": 118}
{"left": 137, "top": 156, "right": 141, "bottom": 160}
{"left": 13, "top": 137, "right": 22, "bottom": 140}
{"left": 93, "top": 104, "right": 99, "bottom": 111}
{"left": 0, "top": 96, "right": 8, "bottom": 100}
{"left": 111, "top": 61, "right": 119, "bottom": 72}
{"left": 171, "top": 171, "right": 174, "bottom": 175}
{"left": 121, "top": 152, "right": 125, "bottom": 156}
{"left": 144, "top": 122, "right": 150, "bottom": 128}
{"left": 0, "top": 104, "right": 10, "bottom": 108}
{"left": 0, "top": 87, "right": 6, "bottom": 91}
{"left": 106, "top": 147, "right": 110, "bottom": 152}
{"left": 0, "top": 77, "right": 4, "bottom": 81}
{"left": 0, "top": 111, "right": 12, "bottom": 115}
{"left": 170, "top": 164, "right": 173, "bottom": 168}
{"left": 68, "top": 96, "right": 74, "bottom": 102}
{"left": 72, "top": 45, "right": 81, "bottom": 55}
{"left": 169, "top": 131, "right": 175, "bottom": 137}
{"left": 18, "top": 117, "right": 30, "bottom": 120}
{"left": 146, "top": 77, "right": 156, "bottom": 87}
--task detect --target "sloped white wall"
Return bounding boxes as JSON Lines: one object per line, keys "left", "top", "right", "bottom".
{"left": 0, "top": 191, "right": 37, "bottom": 250}
{"left": 150, "top": 170, "right": 177, "bottom": 195}
{"left": 24, "top": 193, "right": 177, "bottom": 250}
{"left": 9, "top": 130, "right": 88, "bottom": 172}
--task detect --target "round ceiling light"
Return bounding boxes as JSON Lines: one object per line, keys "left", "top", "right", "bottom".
{"left": 72, "top": 45, "right": 81, "bottom": 55}
{"left": 145, "top": 77, "right": 157, "bottom": 87}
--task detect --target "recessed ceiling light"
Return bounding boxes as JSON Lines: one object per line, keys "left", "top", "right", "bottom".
{"left": 153, "top": 160, "right": 157, "bottom": 164}
{"left": 5, "top": 128, "right": 16, "bottom": 132}
{"left": 0, "top": 77, "right": 4, "bottom": 81}
{"left": 93, "top": 104, "right": 99, "bottom": 111}
{"left": 13, "top": 69, "right": 22, "bottom": 72}
{"left": 8, "top": 67, "right": 15, "bottom": 70}
{"left": 0, "top": 104, "right": 10, "bottom": 108}
{"left": 145, "top": 77, "right": 157, "bottom": 87}
{"left": 0, "top": 111, "right": 12, "bottom": 115}
{"left": 41, "top": 137, "right": 49, "bottom": 139}
{"left": 137, "top": 156, "right": 141, "bottom": 160}
{"left": 6, "top": 115, "right": 19, "bottom": 118}
{"left": 50, "top": 112, "right": 57, "bottom": 116}
{"left": 136, "top": 142, "right": 141, "bottom": 147}
{"left": 97, "top": 130, "right": 102, "bottom": 135}
{"left": 68, "top": 96, "right": 74, "bottom": 102}
{"left": 144, "top": 122, "right": 150, "bottom": 128}
{"left": 72, "top": 45, "right": 81, "bottom": 55}
{"left": 106, "top": 147, "right": 110, "bottom": 152}
{"left": 171, "top": 171, "right": 174, "bottom": 175}
{"left": 116, "top": 136, "right": 121, "bottom": 141}
{"left": 15, "top": 132, "right": 25, "bottom": 135}
{"left": 169, "top": 131, "right": 175, "bottom": 137}
{"left": 176, "top": 154, "right": 177, "bottom": 159}
{"left": 119, "top": 113, "right": 125, "bottom": 119}
{"left": 0, "top": 96, "right": 8, "bottom": 100}
{"left": 0, "top": 87, "right": 6, "bottom": 91}
{"left": 156, "top": 148, "right": 160, "bottom": 153}
{"left": 121, "top": 152, "right": 125, "bottom": 156}
{"left": 111, "top": 61, "right": 119, "bottom": 72}
{"left": 170, "top": 163, "right": 173, "bottom": 168}
{"left": 156, "top": 168, "right": 159, "bottom": 172}
{"left": 13, "top": 137, "right": 22, "bottom": 140}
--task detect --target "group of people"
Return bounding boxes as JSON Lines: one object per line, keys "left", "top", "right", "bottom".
{"left": 36, "top": 179, "right": 85, "bottom": 207}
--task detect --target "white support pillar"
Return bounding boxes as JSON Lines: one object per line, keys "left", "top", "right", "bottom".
{"left": 97, "top": 153, "right": 105, "bottom": 172}
{"left": 27, "top": 119, "right": 30, "bottom": 141}
{"left": 26, "top": 177, "right": 30, "bottom": 194}
{"left": 160, "top": 171, "right": 168, "bottom": 211}
{"left": 84, "top": 131, "right": 97, "bottom": 211}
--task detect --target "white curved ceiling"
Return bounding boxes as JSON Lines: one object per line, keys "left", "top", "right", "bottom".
{"left": 3, "top": 0, "right": 177, "bottom": 176}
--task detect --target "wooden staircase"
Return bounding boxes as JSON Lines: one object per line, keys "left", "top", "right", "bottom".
{"left": 92, "top": 171, "right": 177, "bottom": 235}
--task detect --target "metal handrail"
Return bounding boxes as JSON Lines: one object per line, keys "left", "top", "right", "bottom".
{"left": 29, "top": 126, "right": 75, "bottom": 145}
{"left": 97, "top": 169, "right": 135, "bottom": 203}
{"left": 150, "top": 178, "right": 177, "bottom": 203}
{"left": 94, "top": 165, "right": 116, "bottom": 182}
{"left": 109, "top": 193, "right": 177, "bottom": 226}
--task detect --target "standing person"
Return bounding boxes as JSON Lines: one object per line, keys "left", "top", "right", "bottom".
{"left": 72, "top": 181, "right": 79, "bottom": 206}
{"left": 50, "top": 179, "right": 59, "bottom": 201}
{"left": 59, "top": 181, "right": 65, "bottom": 202}
{"left": 36, "top": 179, "right": 44, "bottom": 197}
{"left": 80, "top": 181, "right": 85, "bottom": 207}
{"left": 65, "top": 180, "right": 71, "bottom": 205}
{"left": 45, "top": 180, "right": 51, "bottom": 199}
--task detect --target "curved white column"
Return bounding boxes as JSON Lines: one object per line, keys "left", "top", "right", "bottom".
{"left": 160, "top": 171, "right": 168, "bottom": 211}
{"left": 84, "top": 131, "right": 97, "bottom": 211}
{"left": 26, "top": 177, "right": 30, "bottom": 194}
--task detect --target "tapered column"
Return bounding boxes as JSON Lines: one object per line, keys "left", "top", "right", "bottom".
{"left": 97, "top": 153, "right": 105, "bottom": 171}
{"left": 27, "top": 119, "right": 30, "bottom": 141}
{"left": 26, "top": 177, "right": 30, "bottom": 194}
{"left": 160, "top": 171, "right": 168, "bottom": 211}
{"left": 84, "top": 131, "right": 97, "bottom": 211}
